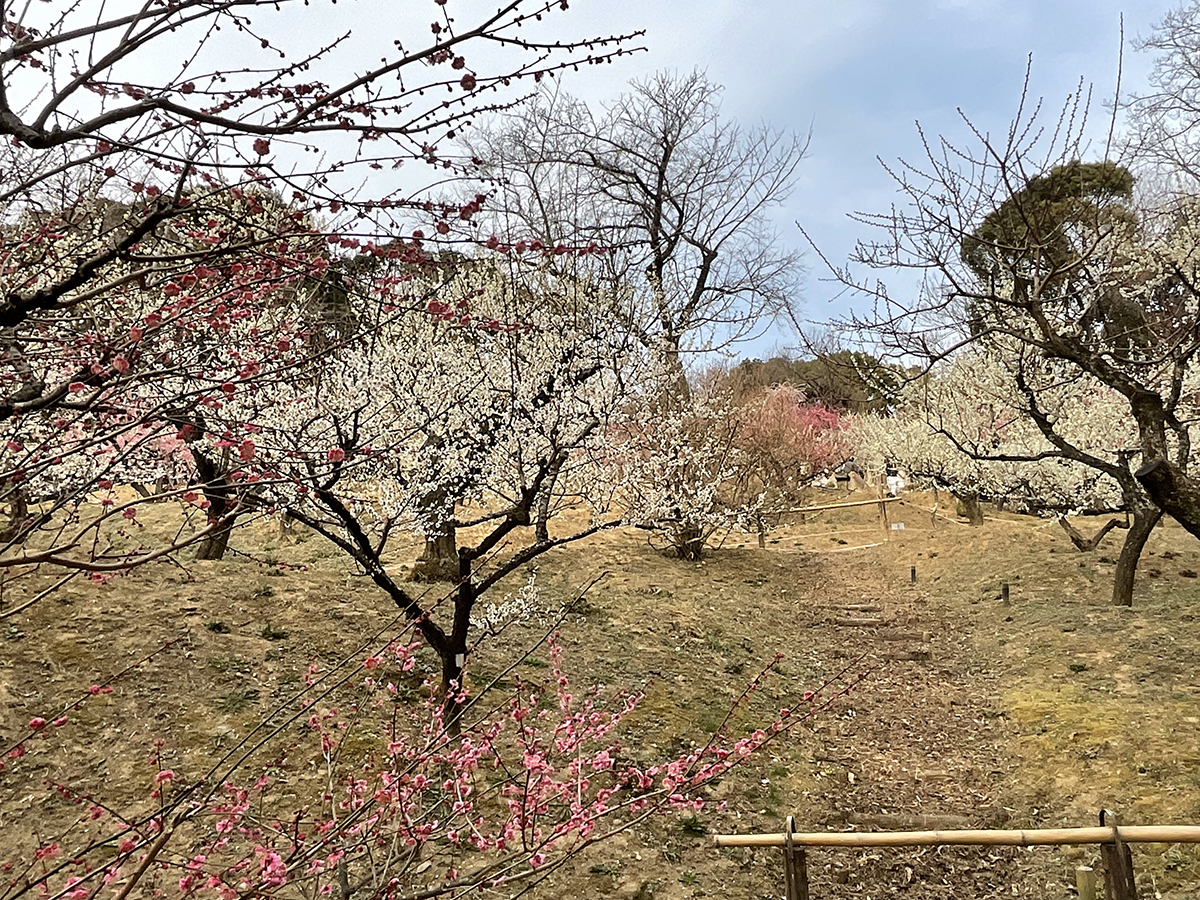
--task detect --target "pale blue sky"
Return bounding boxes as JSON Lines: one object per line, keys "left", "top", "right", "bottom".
{"left": 546, "top": 0, "right": 1177, "bottom": 357}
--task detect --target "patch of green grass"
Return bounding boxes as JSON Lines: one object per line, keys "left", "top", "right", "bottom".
{"left": 679, "top": 814, "right": 707, "bottom": 836}
{"left": 524, "top": 656, "right": 549, "bottom": 668}
{"left": 215, "top": 688, "right": 260, "bottom": 713}
{"left": 703, "top": 632, "right": 728, "bottom": 653}
{"left": 678, "top": 870, "right": 699, "bottom": 885}
{"left": 588, "top": 862, "right": 621, "bottom": 877}
{"left": 697, "top": 706, "right": 726, "bottom": 734}
{"left": 260, "top": 623, "right": 289, "bottom": 641}
{"left": 205, "top": 620, "right": 232, "bottom": 634}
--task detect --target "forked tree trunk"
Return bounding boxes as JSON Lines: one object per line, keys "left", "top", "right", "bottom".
{"left": 192, "top": 448, "right": 238, "bottom": 561}
{"left": 956, "top": 491, "right": 985, "bottom": 525}
{"left": 1136, "top": 456, "right": 1200, "bottom": 542}
{"left": 195, "top": 524, "right": 233, "bottom": 561}
{"left": 1111, "top": 504, "right": 1162, "bottom": 607}
{"left": 1057, "top": 517, "right": 1124, "bottom": 552}
{"left": 674, "top": 522, "right": 705, "bottom": 560}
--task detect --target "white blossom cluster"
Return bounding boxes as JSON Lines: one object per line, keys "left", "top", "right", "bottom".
{"left": 204, "top": 254, "right": 642, "bottom": 542}
{"left": 469, "top": 569, "right": 555, "bottom": 634}
{"left": 848, "top": 345, "right": 1169, "bottom": 515}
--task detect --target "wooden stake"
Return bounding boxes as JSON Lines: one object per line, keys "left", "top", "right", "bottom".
{"left": 911, "top": 566, "right": 917, "bottom": 584}
{"left": 783, "top": 816, "right": 809, "bottom": 900}
{"left": 1101, "top": 811, "right": 1138, "bottom": 900}
{"left": 1076, "top": 866, "right": 1097, "bottom": 900}
{"left": 1001, "top": 583, "right": 1010, "bottom": 606}
{"left": 757, "top": 515, "right": 766, "bottom": 549}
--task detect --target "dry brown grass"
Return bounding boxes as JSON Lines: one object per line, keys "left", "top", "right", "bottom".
{"left": 1, "top": 490, "right": 1198, "bottom": 899}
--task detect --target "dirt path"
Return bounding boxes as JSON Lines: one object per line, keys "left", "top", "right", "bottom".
{"left": 515, "top": 530, "right": 1045, "bottom": 900}
{"left": 787, "top": 548, "right": 1033, "bottom": 899}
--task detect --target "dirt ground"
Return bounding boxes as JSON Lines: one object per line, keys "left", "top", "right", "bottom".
{"left": 1, "top": 489, "right": 1199, "bottom": 899}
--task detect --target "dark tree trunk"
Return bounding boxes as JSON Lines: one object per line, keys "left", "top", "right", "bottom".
{"left": 660, "top": 338, "right": 691, "bottom": 406}
{"left": 439, "top": 552, "right": 477, "bottom": 738}
{"left": 1111, "top": 504, "right": 1161, "bottom": 607}
{"left": 191, "top": 447, "right": 238, "bottom": 561}
{"left": 195, "top": 524, "right": 232, "bottom": 561}
{"left": 956, "top": 491, "right": 984, "bottom": 525}
{"left": 1057, "top": 517, "right": 1123, "bottom": 552}
{"left": 534, "top": 451, "right": 567, "bottom": 545}
{"left": 674, "top": 522, "right": 705, "bottom": 560}
{"left": 1136, "top": 459, "right": 1200, "bottom": 541}
{"left": 410, "top": 526, "right": 459, "bottom": 583}
{"left": 0, "top": 483, "right": 29, "bottom": 544}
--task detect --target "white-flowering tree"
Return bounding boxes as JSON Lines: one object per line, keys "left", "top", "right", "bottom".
{"left": 850, "top": 344, "right": 1190, "bottom": 605}
{"left": 592, "top": 382, "right": 853, "bottom": 560}
{"left": 597, "top": 392, "right": 751, "bottom": 560}
{"left": 182, "top": 252, "right": 639, "bottom": 723}
{"left": 835, "top": 84, "right": 1200, "bottom": 546}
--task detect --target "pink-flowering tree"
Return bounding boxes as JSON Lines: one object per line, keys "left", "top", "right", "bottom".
{"left": 1, "top": 628, "right": 869, "bottom": 900}
{"left": 736, "top": 384, "right": 851, "bottom": 496}
{"left": 0, "top": 184, "right": 331, "bottom": 608}
{"left": 0, "top": 0, "right": 643, "bottom": 588}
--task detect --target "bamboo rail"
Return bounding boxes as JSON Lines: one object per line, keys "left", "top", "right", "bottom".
{"left": 727, "top": 813, "right": 1176, "bottom": 900}
{"left": 772, "top": 496, "right": 901, "bottom": 515}
{"left": 714, "top": 824, "right": 1200, "bottom": 848}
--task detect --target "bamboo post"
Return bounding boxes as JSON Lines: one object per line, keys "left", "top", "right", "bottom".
{"left": 1076, "top": 866, "right": 1097, "bottom": 900}
{"left": 783, "top": 816, "right": 809, "bottom": 900}
{"left": 1101, "top": 811, "right": 1138, "bottom": 900}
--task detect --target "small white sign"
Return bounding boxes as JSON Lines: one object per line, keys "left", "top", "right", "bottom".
{"left": 890, "top": 523, "right": 905, "bottom": 530}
